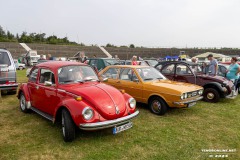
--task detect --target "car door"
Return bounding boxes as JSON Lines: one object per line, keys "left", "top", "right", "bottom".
{"left": 174, "top": 64, "right": 196, "bottom": 84}
{"left": 161, "top": 64, "right": 175, "bottom": 80}
{"left": 28, "top": 67, "right": 40, "bottom": 108}
{"left": 117, "top": 68, "right": 143, "bottom": 102}
{"left": 37, "top": 68, "right": 58, "bottom": 115}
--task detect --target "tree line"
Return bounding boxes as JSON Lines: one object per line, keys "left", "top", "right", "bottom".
{"left": 0, "top": 25, "right": 77, "bottom": 45}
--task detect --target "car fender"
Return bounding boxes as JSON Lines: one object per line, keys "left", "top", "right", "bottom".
{"left": 17, "top": 83, "right": 30, "bottom": 101}
{"left": 203, "top": 82, "right": 224, "bottom": 93}
{"left": 53, "top": 98, "right": 99, "bottom": 125}
{"left": 147, "top": 93, "right": 168, "bottom": 104}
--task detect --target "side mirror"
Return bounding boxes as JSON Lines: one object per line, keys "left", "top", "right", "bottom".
{"left": 133, "top": 78, "right": 139, "bottom": 82}
{"left": 102, "top": 77, "right": 108, "bottom": 82}
{"left": 44, "top": 81, "right": 52, "bottom": 86}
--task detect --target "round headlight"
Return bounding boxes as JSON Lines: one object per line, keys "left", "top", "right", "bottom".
{"left": 128, "top": 98, "right": 136, "bottom": 109}
{"left": 198, "top": 90, "right": 203, "bottom": 95}
{"left": 184, "top": 93, "right": 188, "bottom": 99}
{"left": 82, "top": 107, "right": 94, "bottom": 120}
{"left": 181, "top": 94, "right": 184, "bottom": 100}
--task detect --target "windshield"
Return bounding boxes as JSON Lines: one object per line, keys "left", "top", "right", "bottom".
{"left": 104, "top": 59, "right": 119, "bottom": 66}
{"left": 136, "top": 67, "right": 166, "bottom": 81}
{"left": 0, "top": 52, "right": 11, "bottom": 66}
{"left": 58, "top": 65, "right": 99, "bottom": 84}
{"left": 147, "top": 60, "right": 158, "bottom": 66}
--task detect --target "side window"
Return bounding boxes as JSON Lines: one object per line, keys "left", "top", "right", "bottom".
{"left": 29, "top": 68, "right": 38, "bottom": 82}
{"left": 176, "top": 64, "right": 192, "bottom": 75}
{"left": 120, "top": 68, "right": 139, "bottom": 82}
{"left": 161, "top": 64, "right": 175, "bottom": 74}
{"left": 90, "top": 60, "right": 98, "bottom": 67}
{"left": 39, "top": 69, "right": 55, "bottom": 84}
{"left": 155, "top": 64, "right": 162, "bottom": 71}
{"left": 102, "top": 68, "right": 119, "bottom": 79}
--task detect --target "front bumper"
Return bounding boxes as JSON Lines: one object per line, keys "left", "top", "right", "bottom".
{"left": 79, "top": 110, "right": 139, "bottom": 131}
{"left": 0, "top": 83, "right": 18, "bottom": 90}
{"left": 173, "top": 96, "right": 203, "bottom": 106}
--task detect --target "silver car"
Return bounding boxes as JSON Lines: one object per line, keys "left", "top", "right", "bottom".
{"left": 0, "top": 49, "right": 18, "bottom": 94}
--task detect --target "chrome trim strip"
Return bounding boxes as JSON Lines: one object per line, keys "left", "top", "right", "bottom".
{"left": 173, "top": 96, "right": 203, "bottom": 105}
{"left": 30, "top": 107, "right": 54, "bottom": 122}
{"left": 79, "top": 110, "right": 139, "bottom": 130}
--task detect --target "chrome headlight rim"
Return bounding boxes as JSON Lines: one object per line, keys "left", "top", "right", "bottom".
{"left": 198, "top": 89, "right": 203, "bottom": 95}
{"left": 128, "top": 98, "right": 136, "bottom": 109}
{"left": 184, "top": 93, "right": 188, "bottom": 99}
{"left": 82, "top": 107, "right": 94, "bottom": 120}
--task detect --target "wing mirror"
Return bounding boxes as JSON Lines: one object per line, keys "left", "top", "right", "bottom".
{"left": 102, "top": 77, "right": 108, "bottom": 82}
{"left": 133, "top": 78, "right": 139, "bottom": 82}
{"left": 44, "top": 81, "right": 53, "bottom": 86}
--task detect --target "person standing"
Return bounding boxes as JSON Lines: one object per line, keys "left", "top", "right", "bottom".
{"left": 79, "top": 51, "right": 87, "bottom": 63}
{"left": 131, "top": 56, "right": 138, "bottom": 65}
{"left": 207, "top": 54, "right": 218, "bottom": 76}
{"left": 226, "top": 57, "right": 240, "bottom": 95}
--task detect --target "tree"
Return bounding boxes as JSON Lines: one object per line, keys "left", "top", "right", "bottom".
{"left": 129, "top": 44, "right": 135, "bottom": 48}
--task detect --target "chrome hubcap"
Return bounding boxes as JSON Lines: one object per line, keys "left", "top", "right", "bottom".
{"left": 20, "top": 95, "right": 26, "bottom": 110}
{"left": 207, "top": 93, "right": 215, "bottom": 99}
{"left": 152, "top": 100, "right": 161, "bottom": 113}
{"left": 62, "top": 114, "right": 65, "bottom": 137}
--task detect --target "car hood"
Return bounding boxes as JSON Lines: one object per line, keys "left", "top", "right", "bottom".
{"left": 145, "top": 79, "right": 202, "bottom": 94}
{"left": 59, "top": 83, "right": 127, "bottom": 120}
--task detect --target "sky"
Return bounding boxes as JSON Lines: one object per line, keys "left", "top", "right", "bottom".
{"left": 1, "top": 0, "right": 240, "bottom": 48}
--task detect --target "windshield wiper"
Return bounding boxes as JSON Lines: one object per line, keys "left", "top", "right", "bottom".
{"left": 84, "top": 78, "right": 99, "bottom": 82}
{"left": 76, "top": 80, "right": 84, "bottom": 83}
{"left": 144, "top": 78, "right": 154, "bottom": 81}
{"left": 156, "top": 77, "right": 163, "bottom": 79}
{"left": 60, "top": 80, "right": 74, "bottom": 84}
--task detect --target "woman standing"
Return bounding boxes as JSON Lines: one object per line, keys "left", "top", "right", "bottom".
{"left": 226, "top": 57, "right": 240, "bottom": 95}
{"left": 131, "top": 56, "right": 138, "bottom": 65}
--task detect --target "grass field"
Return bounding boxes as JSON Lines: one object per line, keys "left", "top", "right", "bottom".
{"left": 0, "top": 70, "right": 239, "bottom": 160}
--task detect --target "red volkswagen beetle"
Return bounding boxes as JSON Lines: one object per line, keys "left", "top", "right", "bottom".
{"left": 17, "top": 61, "right": 139, "bottom": 142}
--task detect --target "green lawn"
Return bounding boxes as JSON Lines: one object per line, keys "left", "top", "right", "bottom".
{"left": 0, "top": 70, "right": 239, "bottom": 160}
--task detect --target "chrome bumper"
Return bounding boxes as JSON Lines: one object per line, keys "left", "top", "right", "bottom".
{"left": 173, "top": 96, "right": 203, "bottom": 105}
{"left": 79, "top": 110, "right": 139, "bottom": 131}
{"left": 0, "top": 83, "right": 18, "bottom": 90}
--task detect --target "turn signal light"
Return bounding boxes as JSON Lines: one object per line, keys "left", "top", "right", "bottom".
{"left": 75, "top": 96, "right": 82, "bottom": 101}
{"left": 119, "top": 89, "right": 125, "bottom": 94}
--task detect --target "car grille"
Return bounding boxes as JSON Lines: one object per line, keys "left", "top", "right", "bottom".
{"left": 187, "top": 90, "right": 201, "bottom": 98}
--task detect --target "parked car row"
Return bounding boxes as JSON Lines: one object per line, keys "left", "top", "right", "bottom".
{"left": 14, "top": 56, "right": 238, "bottom": 142}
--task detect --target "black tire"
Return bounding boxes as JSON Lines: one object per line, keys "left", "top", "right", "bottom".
{"left": 203, "top": 88, "right": 220, "bottom": 103}
{"left": 61, "top": 109, "right": 76, "bottom": 142}
{"left": 149, "top": 96, "right": 167, "bottom": 115}
{"left": 19, "top": 93, "right": 29, "bottom": 113}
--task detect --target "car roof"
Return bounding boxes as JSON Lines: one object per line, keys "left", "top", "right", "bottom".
{"left": 110, "top": 65, "right": 150, "bottom": 68}
{"left": 158, "top": 61, "right": 197, "bottom": 65}
{"left": 36, "top": 61, "right": 87, "bottom": 69}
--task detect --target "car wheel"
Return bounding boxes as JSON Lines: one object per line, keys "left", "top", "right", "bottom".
{"left": 203, "top": 88, "right": 220, "bottom": 103}
{"left": 19, "top": 93, "right": 29, "bottom": 113}
{"left": 62, "top": 109, "right": 76, "bottom": 142}
{"left": 149, "top": 97, "right": 167, "bottom": 115}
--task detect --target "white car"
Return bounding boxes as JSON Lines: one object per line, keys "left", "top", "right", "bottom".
{"left": 14, "top": 59, "right": 26, "bottom": 70}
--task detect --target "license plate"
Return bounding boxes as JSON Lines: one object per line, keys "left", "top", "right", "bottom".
{"left": 188, "top": 102, "right": 196, "bottom": 108}
{"left": 113, "top": 122, "right": 133, "bottom": 134}
{"left": 0, "top": 68, "right": 8, "bottom": 72}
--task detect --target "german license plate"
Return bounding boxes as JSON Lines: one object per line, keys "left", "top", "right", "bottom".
{"left": 188, "top": 102, "right": 196, "bottom": 108}
{"left": 0, "top": 68, "right": 8, "bottom": 72}
{"left": 113, "top": 122, "right": 133, "bottom": 134}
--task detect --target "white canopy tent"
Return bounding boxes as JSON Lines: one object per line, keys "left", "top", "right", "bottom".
{"left": 193, "top": 52, "right": 231, "bottom": 62}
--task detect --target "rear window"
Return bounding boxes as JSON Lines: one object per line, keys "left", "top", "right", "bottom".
{"left": 0, "top": 52, "right": 11, "bottom": 66}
